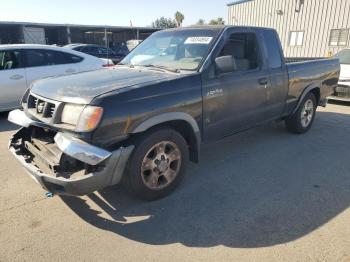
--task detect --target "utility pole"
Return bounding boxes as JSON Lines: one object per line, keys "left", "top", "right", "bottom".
{"left": 104, "top": 27, "right": 108, "bottom": 48}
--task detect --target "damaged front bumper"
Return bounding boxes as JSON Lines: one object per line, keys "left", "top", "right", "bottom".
{"left": 8, "top": 110, "right": 134, "bottom": 196}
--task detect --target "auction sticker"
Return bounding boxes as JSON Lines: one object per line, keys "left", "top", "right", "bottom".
{"left": 185, "top": 37, "right": 213, "bottom": 44}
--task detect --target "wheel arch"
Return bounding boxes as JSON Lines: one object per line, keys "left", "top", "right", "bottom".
{"left": 292, "top": 83, "right": 321, "bottom": 115}
{"left": 131, "top": 112, "right": 201, "bottom": 163}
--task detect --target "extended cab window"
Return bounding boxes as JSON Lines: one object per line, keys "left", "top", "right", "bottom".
{"left": 0, "top": 50, "right": 23, "bottom": 70}
{"left": 218, "top": 32, "right": 260, "bottom": 71}
{"left": 263, "top": 30, "right": 283, "bottom": 68}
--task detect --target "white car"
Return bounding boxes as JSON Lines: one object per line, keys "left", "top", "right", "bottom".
{"left": 331, "top": 48, "right": 350, "bottom": 101}
{"left": 0, "top": 44, "right": 107, "bottom": 112}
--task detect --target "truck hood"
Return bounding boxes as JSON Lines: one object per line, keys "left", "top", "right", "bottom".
{"left": 340, "top": 64, "right": 350, "bottom": 80}
{"left": 30, "top": 67, "right": 178, "bottom": 104}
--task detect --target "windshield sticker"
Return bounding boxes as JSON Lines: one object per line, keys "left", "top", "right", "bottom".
{"left": 185, "top": 37, "right": 213, "bottom": 45}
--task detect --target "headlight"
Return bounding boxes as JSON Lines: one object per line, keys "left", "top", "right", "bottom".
{"left": 61, "top": 104, "right": 85, "bottom": 125}
{"left": 76, "top": 106, "right": 103, "bottom": 132}
{"left": 21, "top": 88, "right": 30, "bottom": 108}
{"left": 61, "top": 104, "right": 103, "bottom": 132}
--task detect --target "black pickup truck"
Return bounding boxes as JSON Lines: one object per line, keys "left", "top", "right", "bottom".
{"left": 8, "top": 26, "right": 340, "bottom": 200}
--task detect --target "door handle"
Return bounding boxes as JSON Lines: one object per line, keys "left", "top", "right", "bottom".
{"left": 10, "top": 74, "right": 24, "bottom": 80}
{"left": 65, "top": 68, "right": 76, "bottom": 73}
{"left": 258, "top": 78, "right": 268, "bottom": 85}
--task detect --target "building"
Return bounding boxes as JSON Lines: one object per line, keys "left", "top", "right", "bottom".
{"left": 227, "top": 0, "right": 350, "bottom": 58}
{"left": 0, "top": 21, "right": 158, "bottom": 50}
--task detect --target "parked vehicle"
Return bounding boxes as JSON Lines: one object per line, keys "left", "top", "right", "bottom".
{"left": 329, "top": 49, "right": 350, "bottom": 101}
{"left": 0, "top": 44, "right": 107, "bottom": 112}
{"left": 65, "top": 44, "right": 125, "bottom": 64}
{"left": 8, "top": 26, "right": 340, "bottom": 200}
{"left": 112, "top": 42, "right": 130, "bottom": 56}
{"left": 126, "top": 39, "right": 143, "bottom": 51}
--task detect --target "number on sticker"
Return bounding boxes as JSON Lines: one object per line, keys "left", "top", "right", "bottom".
{"left": 185, "top": 37, "right": 213, "bottom": 44}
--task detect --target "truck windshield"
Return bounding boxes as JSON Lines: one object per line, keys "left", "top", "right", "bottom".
{"left": 120, "top": 28, "right": 222, "bottom": 71}
{"left": 333, "top": 49, "right": 350, "bottom": 64}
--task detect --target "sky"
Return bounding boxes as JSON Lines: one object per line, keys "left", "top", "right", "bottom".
{"left": 0, "top": 0, "right": 230, "bottom": 27}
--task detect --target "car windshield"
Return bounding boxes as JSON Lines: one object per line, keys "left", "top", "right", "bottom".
{"left": 333, "top": 49, "right": 350, "bottom": 64}
{"left": 121, "top": 28, "right": 222, "bottom": 71}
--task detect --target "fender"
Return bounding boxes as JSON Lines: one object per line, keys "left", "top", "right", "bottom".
{"left": 132, "top": 112, "right": 201, "bottom": 162}
{"left": 292, "top": 82, "right": 321, "bottom": 115}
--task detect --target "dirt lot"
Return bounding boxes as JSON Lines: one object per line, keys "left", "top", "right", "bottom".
{"left": 0, "top": 103, "right": 349, "bottom": 262}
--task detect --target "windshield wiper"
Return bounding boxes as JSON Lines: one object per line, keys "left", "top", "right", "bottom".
{"left": 140, "top": 64, "right": 180, "bottom": 73}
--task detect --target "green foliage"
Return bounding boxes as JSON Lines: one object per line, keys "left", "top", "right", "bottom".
{"left": 175, "top": 11, "right": 185, "bottom": 27}
{"left": 152, "top": 17, "right": 177, "bottom": 29}
{"left": 208, "top": 17, "right": 225, "bottom": 25}
{"left": 196, "top": 19, "right": 206, "bottom": 25}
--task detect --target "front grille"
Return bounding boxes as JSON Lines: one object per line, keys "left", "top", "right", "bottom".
{"left": 334, "top": 85, "right": 350, "bottom": 98}
{"left": 27, "top": 93, "right": 61, "bottom": 123}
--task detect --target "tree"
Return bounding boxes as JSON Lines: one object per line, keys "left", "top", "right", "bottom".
{"left": 152, "top": 17, "right": 177, "bottom": 29}
{"left": 196, "top": 19, "right": 206, "bottom": 25}
{"left": 209, "top": 17, "right": 225, "bottom": 25}
{"left": 175, "top": 11, "right": 185, "bottom": 27}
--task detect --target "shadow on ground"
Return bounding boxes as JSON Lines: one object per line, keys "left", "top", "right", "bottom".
{"left": 0, "top": 112, "right": 17, "bottom": 132}
{"left": 329, "top": 100, "right": 350, "bottom": 106}
{"left": 61, "top": 111, "right": 350, "bottom": 248}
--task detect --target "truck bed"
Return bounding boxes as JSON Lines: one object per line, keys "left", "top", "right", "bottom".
{"left": 285, "top": 58, "right": 340, "bottom": 113}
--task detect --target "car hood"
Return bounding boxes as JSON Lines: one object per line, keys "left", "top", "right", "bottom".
{"left": 340, "top": 64, "right": 350, "bottom": 80}
{"left": 30, "top": 67, "right": 179, "bottom": 104}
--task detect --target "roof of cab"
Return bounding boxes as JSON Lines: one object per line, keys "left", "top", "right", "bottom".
{"left": 161, "top": 25, "right": 276, "bottom": 33}
{"left": 162, "top": 25, "right": 226, "bottom": 32}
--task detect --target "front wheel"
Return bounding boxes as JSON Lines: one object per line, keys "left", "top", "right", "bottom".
{"left": 285, "top": 92, "right": 317, "bottom": 134}
{"left": 124, "top": 128, "right": 189, "bottom": 201}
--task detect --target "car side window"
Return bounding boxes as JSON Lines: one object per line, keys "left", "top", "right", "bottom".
{"left": 73, "top": 46, "right": 84, "bottom": 52}
{"left": 0, "top": 50, "right": 23, "bottom": 70}
{"left": 98, "top": 47, "right": 108, "bottom": 55}
{"left": 78, "top": 46, "right": 87, "bottom": 52}
{"left": 217, "top": 32, "right": 261, "bottom": 72}
{"left": 69, "top": 54, "right": 84, "bottom": 63}
{"left": 25, "top": 49, "right": 49, "bottom": 67}
{"left": 25, "top": 49, "right": 83, "bottom": 68}
{"left": 46, "top": 50, "right": 83, "bottom": 65}
{"left": 88, "top": 46, "right": 99, "bottom": 53}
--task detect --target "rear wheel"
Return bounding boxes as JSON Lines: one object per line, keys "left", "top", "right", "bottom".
{"left": 124, "top": 128, "right": 189, "bottom": 201}
{"left": 286, "top": 92, "right": 317, "bottom": 134}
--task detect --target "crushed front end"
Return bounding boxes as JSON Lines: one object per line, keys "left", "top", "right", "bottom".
{"left": 8, "top": 109, "right": 134, "bottom": 196}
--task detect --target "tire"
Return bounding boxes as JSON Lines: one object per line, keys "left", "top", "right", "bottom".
{"left": 124, "top": 128, "right": 189, "bottom": 201}
{"left": 285, "top": 92, "right": 317, "bottom": 134}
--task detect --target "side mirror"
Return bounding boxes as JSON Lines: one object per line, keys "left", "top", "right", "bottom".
{"left": 215, "top": 55, "right": 236, "bottom": 75}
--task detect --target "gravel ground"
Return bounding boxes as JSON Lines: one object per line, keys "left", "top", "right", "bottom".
{"left": 0, "top": 102, "right": 349, "bottom": 262}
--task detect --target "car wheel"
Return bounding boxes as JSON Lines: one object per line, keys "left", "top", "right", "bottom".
{"left": 125, "top": 128, "right": 189, "bottom": 201}
{"left": 286, "top": 92, "right": 317, "bottom": 134}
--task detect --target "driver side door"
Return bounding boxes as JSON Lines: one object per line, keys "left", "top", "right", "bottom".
{"left": 202, "top": 28, "right": 271, "bottom": 141}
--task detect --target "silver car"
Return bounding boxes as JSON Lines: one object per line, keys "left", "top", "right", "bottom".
{"left": 0, "top": 44, "right": 106, "bottom": 112}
